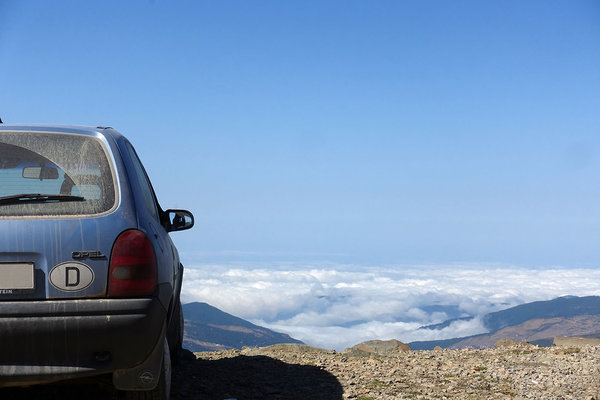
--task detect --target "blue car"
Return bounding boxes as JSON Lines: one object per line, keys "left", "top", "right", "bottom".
{"left": 0, "top": 124, "right": 194, "bottom": 399}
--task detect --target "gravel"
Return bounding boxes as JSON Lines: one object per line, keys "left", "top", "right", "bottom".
{"left": 173, "top": 343, "right": 600, "bottom": 400}
{"left": 3, "top": 343, "right": 599, "bottom": 399}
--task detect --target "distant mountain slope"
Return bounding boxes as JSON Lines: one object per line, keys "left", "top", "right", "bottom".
{"left": 482, "top": 296, "right": 600, "bottom": 332}
{"left": 183, "top": 302, "right": 303, "bottom": 352}
{"left": 410, "top": 296, "right": 600, "bottom": 350}
{"left": 420, "top": 316, "right": 474, "bottom": 331}
{"left": 451, "top": 314, "right": 600, "bottom": 349}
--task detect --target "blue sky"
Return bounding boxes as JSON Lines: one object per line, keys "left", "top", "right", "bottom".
{"left": 1, "top": 0, "right": 599, "bottom": 266}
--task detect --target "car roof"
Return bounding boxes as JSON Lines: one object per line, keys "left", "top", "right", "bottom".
{"left": 0, "top": 124, "right": 124, "bottom": 141}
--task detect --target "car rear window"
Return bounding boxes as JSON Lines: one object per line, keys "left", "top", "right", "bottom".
{"left": 0, "top": 131, "right": 117, "bottom": 217}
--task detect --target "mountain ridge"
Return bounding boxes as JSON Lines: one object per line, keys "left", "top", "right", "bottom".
{"left": 183, "top": 302, "right": 303, "bottom": 352}
{"left": 182, "top": 296, "right": 600, "bottom": 352}
{"left": 410, "top": 296, "right": 600, "bottom": 350}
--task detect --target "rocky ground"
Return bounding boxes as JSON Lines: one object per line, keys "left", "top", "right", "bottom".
{"left": 3, "top": 340, "right": 600, "bottom": 399}
{"left": 173, "top": 341, "right": 600, "bottom": 400}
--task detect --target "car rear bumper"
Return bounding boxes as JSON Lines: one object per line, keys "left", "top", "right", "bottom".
{"left": 0, "top": 298, "right": 166, "bottom": 387}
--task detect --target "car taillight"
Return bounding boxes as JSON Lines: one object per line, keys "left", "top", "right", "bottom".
{"left": 108, "top": 229, "right": 157, "bottom": 297}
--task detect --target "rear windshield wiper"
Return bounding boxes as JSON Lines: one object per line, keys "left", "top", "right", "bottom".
{"left": 0, "top": 193, "right": 86, "bottom": 206}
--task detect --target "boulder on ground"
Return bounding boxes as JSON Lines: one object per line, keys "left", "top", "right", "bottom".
{"left": 345, "top": 339, "right": 410, "bottom": 357}
{"left": 553, "top": 337, "right": 600, "bottom": 347}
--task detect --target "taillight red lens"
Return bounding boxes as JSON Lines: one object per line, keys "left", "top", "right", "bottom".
{"left": 108, "top": 230, "right": 157, "bottom": 297}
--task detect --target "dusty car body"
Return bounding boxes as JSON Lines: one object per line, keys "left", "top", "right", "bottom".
{"left": 0, "top": 124, "right": 194, "bottom": 399}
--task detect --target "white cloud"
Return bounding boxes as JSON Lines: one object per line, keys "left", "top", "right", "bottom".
{"left": 181, "top": 263, "right": 600, "bottom": 350}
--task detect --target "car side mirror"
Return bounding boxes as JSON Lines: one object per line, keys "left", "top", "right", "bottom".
{"left": 165, "top": 209, "right": 194, "bottom": 232}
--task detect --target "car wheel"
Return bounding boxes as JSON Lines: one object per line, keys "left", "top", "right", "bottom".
{"left": 123, "top": 339, "right": 171, "bottom": 400}
{"left": 167, "top": 301, "right": 183, "bottom": 365}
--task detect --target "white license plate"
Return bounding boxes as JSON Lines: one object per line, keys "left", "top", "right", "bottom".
{"left": 0, "top": 263, "right": 35, "bottom": 290}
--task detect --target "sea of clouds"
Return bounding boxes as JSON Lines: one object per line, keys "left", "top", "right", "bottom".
{"left": 180, "top": 263, "right": 600, "bottom": 350}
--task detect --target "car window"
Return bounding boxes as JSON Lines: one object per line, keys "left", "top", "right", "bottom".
{"left": 125, "top": 141, "right": 160, "bottom": 221}
{"left": 0, "top": 131, "right": 117, "bottom": 217}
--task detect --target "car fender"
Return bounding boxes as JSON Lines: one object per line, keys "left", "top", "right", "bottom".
{"left": 112, "top": 321, "right": 167, "bottom": 391}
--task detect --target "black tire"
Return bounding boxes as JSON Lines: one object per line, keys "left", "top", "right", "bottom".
{"left": 123, "top": 339, "right": 171, "bottom": 400}
{"left": 167, "top": 301, "right": 183, "bottom": 365}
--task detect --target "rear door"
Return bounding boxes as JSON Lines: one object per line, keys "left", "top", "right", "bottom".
{"left": 0, "top": 130, "right": 132, "bottom": 300}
